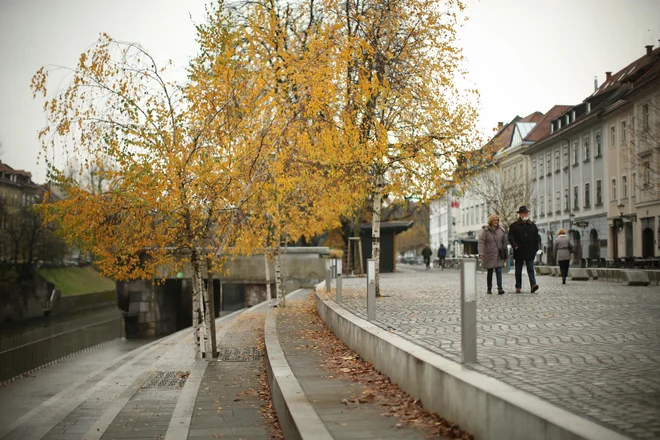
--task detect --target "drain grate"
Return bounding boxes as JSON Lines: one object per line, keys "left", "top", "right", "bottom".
{"left": 217, "top": 348, "right": 261, "bottom": 362}
{"left": 142, "top": 371, "right": 189, "bottom": 388}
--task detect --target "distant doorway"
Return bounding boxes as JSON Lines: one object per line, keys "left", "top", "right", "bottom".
{"left": 570, "top": 230, "right": 581, "bottom": 265}
{"left": 589, "top": 229, "right": 600, "bottom": 259}
{"left": 642, "top": 228, "right": 654, "bottom": 258}
{"left": 625, "top": 223, "right": 633, "bottom": 257}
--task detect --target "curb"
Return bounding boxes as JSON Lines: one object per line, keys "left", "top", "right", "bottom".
{"left": 315, "top": 292, "right": 631, "bottom": 440}
{"left": 263, "top": 297, "right": 333, "bottom": 440}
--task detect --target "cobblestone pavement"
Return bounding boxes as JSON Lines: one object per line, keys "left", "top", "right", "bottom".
{"left": 336, "top": 266, "right": 660, "bottom": 440}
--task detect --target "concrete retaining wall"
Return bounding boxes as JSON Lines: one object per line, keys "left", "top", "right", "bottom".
{"left": 316, "top": 293, "right": 628, "bottom": 440}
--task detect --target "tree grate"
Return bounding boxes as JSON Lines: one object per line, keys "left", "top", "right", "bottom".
{"left": 142, "top": 371, "right": 189, "bottom": 388}
{"left": 217, "top": 348, "right": 261, "bottom": 362}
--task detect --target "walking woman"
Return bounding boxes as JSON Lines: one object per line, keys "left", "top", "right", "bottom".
{"left": 553, "top": 229, "right": 574, "bottom": 284}
{"left": 478, "top": 214, "right": 507, "bottom": 295}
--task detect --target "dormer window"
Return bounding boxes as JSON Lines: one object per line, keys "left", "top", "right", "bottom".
{"left": 586, "top": 102, "right": 591, "bottom": 113}
{"left": 550, "top": 123, "right": 554, "bottom": 134}
{"left": 565, "top": 115, "right": 569, "bottom": 125}
{"left": 571, "top": 110, "right": 576, "bottom": 122}
{"left": 558, "top": 119, "right": 562, "bottom": 129}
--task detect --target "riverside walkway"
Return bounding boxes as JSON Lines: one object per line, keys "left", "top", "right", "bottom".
{"left": 336, "top": 265, "right": 660, "bottom": 440}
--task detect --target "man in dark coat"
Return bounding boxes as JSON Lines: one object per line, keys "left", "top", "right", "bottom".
{"left": 508, "top": 206, "right": 541, "bottom": 293}
{"left": 421, "top": 244, "right": 432, "bottom": 270}
{"left": 437, "top": 244, "right": 447, "bottom": 268}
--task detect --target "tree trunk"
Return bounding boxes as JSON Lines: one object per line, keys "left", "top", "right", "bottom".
{"left": 273, "top": 245, "right": 283, "bottom": 307}
{"left": 190, "top": 249, "right": 205, "bottom": 359}
{"left": 205, "top": 256, "right": 218, "bottom": 358}
{"left": 264, "top": 249, "right": 272, "bottom": 306}
{"left": 280, "top": 236, "right": 288, "bottom": 308}
{"left": 372, "top": 173, "right": 384, "bottom": 297}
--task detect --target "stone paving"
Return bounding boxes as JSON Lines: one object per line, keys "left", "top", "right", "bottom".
{"left": 336, "top": 266, "right": 660, "bottom": 440}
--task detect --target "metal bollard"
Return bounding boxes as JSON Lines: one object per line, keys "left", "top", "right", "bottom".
{"left": 336, "top": 260, "right": 343, "bottom": 303}
{"left": 460, "top": 258, "right": 477, "bottom": 364}
{"left": 367, "top": 258, "right": 376, "bottom": 321}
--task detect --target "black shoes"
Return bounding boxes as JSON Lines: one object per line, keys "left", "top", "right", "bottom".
{"left": 498, "top": 288, "right": 505, "bottom": 295}
{"left": 531, "top": 284, "right": 539, "bottom": 293}
{"left": 487, "top": 290, "right": 492, "bottom": 294}
{"left": 562, "top": 278, "right": 566, "bottom": 284}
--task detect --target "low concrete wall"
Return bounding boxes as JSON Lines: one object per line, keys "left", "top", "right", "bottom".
{"left": 316, "top": 293, "right": 628, "bottom": 440}
{"left": 264, "top": 311, "right": 333, "bottom": 440}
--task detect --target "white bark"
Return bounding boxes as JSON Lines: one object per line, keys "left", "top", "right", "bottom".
{"left": 372, "top": 173, "right": 383, "bottom": 297}
{"left": 201, "top": 273, "right": 213, "bottom": 358}
{"left": 273, "top": 245, "right": 283, "bottom": 306}
{"left": 191, "top": 250, "right": 203, "bottom": 359}
{"left": 280, "top": 237, "right": 288, "bottom": 308}
{"left": 264, "top": 249, "right": 272, "bottom": 306}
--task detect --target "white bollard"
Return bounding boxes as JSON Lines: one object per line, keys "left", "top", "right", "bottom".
{"left": 460, "top": 258, "right": 477, "bottom": 364}
{"left": 367, "top": 258, "right": 376, "bottom": 321}
{"left": 336, "top": 260, "right": 343, "bottom": 303}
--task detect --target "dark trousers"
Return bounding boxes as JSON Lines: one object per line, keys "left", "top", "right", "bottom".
{"left": 514, "top": 259, "right": 537, "bottom": 289}
{"left": 487, "top": 267, "right": 503, "bottom": 291}
{"left": 558, "top": 259, "right": 570, "bottom": 280}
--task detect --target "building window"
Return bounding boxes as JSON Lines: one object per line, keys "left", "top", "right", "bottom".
{"left": 572, "top": 141, "right": 579, "bottom": 165}
{"left": 587, "top": 102, "right": 591, "bottom": 113}
{"left": 621, "top": 121, "right": 627, "bottom": 143}
{"left": 612, "top": 179, "right": 617, "bottom": 200}
{"left": 610, "top": 126, "right": 616, "bottom": 147}
{"left": 548, "top": 192, "right": 552, "bottom": 214}
{"left": 532, "top": 159, "right": 537, "bottom": 180}
{"left": 563, "top": 145, "right": 568, "bottom": 168}
{"left": 596, "top": 180, "right": 602, "bottom": 205}
{"left": 540, "top": 196, "right": 545, "bottom": 216}
{"left": 584, "top": 182, "right": 590, "bottom": 208}
{"left": 595, "top": 132, "right": 602, "bottom": 156}
{"left": 573, "top": 186, "right": 579, "bottom": 210}
{"left": 564, "top": 188, "right": 569, "bottom": 211}
{"left": 546, "top": 152, "right": 552, "bottom": 175}
{"left": 622, "top": 175, "right": 628, "bottom": 198}
{"left": 643, "top": 103, "right": 649, "bottom": 130}
{"left": 583, "top": 136, "right": 590, "bottom": 161}
{"left": 643, "top": 162, "right": 651, "bottom": 187}
{"left": 632, "top": 173, "right": 637, "bottom": 198}
{"left": 556, "top": 191, "right": 560, "bottom": 213}
{"left": 539, "top": 156, "right": 544, "bottom": 176}
{"left": 571, "top": 110, "right": 576, "bottom": 122}
{"left": 555, "top": 149, "right": 560, "bottom": 172}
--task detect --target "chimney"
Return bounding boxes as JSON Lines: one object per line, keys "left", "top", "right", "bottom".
{"left": 497, "top": 122, "right": 503, "bottom": 131}
{"left": 594, "top": 76, "right": 598, "bottom": 91}
{"left": 605, "top": 71, "right": 612, "bottom": 81}
{"left": 646, "top": 45, "right": 654, "bottom": 56}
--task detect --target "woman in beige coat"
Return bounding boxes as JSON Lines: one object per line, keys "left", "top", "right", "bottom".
{"left": 478, "top": 214, "right": 508, "bottom": 294}
{"left": 553, "top": 228, "right": 574, "bottom": 284}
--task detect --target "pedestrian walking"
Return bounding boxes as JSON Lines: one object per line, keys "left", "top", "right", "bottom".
{"left": 437, "top": 244, "right": 447, "bottom": 269}
{"left": 508, "top": 206, "right": 541, "bottom": 293}
{"left": 478, "top": 214, "right": 507, "bottom": 295}
{"left": 553, "top": 228, "right": 574, "bottom": 284}
{"left": 421, "top": 244, "right": 432, "bottom": 270}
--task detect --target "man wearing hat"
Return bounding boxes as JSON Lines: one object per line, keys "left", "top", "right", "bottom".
{"left": 508, "top": 206, "right": 541, "bottom": 293}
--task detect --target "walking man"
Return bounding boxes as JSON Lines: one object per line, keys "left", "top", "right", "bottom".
{"left": 508, "top": 206, "right": 541, "bottom": 293}
{"left": 438, "top": 243, "right": 447, "bottom": 269}
{"left": 422, "top": 244, "right": 432, "bottom": 270}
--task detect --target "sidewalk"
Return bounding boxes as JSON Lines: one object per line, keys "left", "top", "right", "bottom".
{"left": 0, "top": 306, "right": 273, "bottom": 440}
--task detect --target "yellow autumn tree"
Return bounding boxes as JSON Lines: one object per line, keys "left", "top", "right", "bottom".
{"left": 223, "top": 0, "right": 361, "bottom": 306}
{"left": 31, "top": 4, "right": 302, "bottom": 358}
{"left": 320, "top": 0, "right": 480, "bottom": 294}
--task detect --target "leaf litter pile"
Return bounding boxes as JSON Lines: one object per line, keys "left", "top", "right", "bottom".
{"left": 256, "top": 326, "right": 284, "bottom": 440}
{"left": 283, "top": 296, "right": 473, "bottom": 440}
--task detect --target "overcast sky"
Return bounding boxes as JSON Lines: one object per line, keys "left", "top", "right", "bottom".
{"left": 1, "top": 0, "right": 659, "bottom": 183}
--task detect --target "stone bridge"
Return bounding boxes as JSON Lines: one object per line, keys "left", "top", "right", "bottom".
{"left": 116, "top": 247, "right": 329, "bottom": 337}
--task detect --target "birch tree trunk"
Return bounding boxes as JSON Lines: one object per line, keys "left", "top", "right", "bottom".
{"left": 190, "top": 249, "right": 203, "bottom": 359}
{"left": 273, "top": 245, "right": 283, "bottom": 307}
{"left": 205, "top": 256, "right": 217, "bottom": 358}
{"left": 280, "top": 237, "right": 288, "bottom": 308}
{"left": 372, "top": 173, "right": 384, "bottom": 297}
{"left": 264, "top": 249, "right": 272, "bottom": 306}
